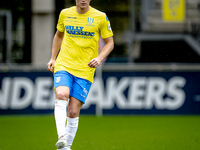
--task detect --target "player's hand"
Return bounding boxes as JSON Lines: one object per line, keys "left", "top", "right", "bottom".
{"left": 88, "top": 58, "right": 101, "bottom": 68}
{"left": 47, "top": 59, "right": 55, "bottom": 72}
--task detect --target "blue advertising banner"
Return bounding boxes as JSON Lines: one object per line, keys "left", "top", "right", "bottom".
{"left": 0, "top": 71, "right": 200, "bottom": 115}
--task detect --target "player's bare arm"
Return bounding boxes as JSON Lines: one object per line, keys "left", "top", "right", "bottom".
{"left": 47, "top": 30, "right": 64, "bottom": 72}
{"left": 88, "top": 36, "right": 114, "bottom": 68}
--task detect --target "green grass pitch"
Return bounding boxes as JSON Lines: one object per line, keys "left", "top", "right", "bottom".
{"left": 0, "top": 115, "right": 199, "bottom": 150}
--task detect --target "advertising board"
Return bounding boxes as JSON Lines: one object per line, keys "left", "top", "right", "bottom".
{"left": 0, "top": 70, "right": 200, "bottom": 115}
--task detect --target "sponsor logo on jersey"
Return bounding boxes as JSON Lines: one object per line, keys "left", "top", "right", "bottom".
{"left": 65, "top": 25, "right": 95, "bottom": 37}
{"left": 68, "top": 17, "right": 77, "bottom": 19}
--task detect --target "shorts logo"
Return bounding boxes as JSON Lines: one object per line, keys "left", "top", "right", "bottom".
{"left": 80, "top": 94, "right": 86, "bottom": 98}
{"left": 87, "top": 17, "right": 94, "bottom": 24}
{"left": 56, "top": 76, "right": 61, "bottom": 83}
{"left": 83, "top": 88, "right": 88, "bottom": 95}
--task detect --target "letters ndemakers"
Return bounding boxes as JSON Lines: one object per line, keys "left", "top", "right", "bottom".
{"left": 83, "top": 76, "right": 186, "bottom": 110}
{"left": 0, "top": 76, "right": 186, "bottom": 111}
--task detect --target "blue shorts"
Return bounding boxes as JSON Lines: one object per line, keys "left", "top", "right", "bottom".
{"left": 54, "top": 71, "right": 92, "bottom": 103}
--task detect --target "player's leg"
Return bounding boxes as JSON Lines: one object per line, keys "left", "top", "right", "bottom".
{"left": 65, "top": 76, "right": 92, "bottom": 149}
{"left": 65, "top": 97, "right": 83, "bottom": 149}
{"left": 54, "top": 71, "right": 73, "bottom": 149}
{"left": 55, "top": 86, "right": 70, "bottom": 148}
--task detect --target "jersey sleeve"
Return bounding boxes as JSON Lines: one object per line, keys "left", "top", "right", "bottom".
{"left": 100, "top": 14, "right": 113, "bottom": 39}
{"left": 57, "top": 10, "right": 65, "bottom": 32}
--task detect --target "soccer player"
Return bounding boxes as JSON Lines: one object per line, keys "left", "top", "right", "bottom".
{"left": 47, "top": 0, "right": 114, "bottom": 149}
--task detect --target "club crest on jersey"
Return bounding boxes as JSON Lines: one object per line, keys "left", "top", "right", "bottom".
{"left": 87, "top": 17, "right": 94, "bottom": 24}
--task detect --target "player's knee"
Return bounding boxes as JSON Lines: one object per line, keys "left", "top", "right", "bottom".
{"left": 68, "top": 108, "right": 78, "bottom": 118}
{"left": 56, "top": 92, "right": 69, "bottom": 101}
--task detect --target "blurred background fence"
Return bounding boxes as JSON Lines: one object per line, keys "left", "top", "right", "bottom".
{"left": 1, "top": 0, "right": 200, "bottom": 115}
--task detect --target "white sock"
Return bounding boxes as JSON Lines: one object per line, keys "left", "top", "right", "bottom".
{"left": 54, "top": 99, "right": 68, "bottom": 138}
{"left": 65, "top": 117, "right": 79, "bottom": 148}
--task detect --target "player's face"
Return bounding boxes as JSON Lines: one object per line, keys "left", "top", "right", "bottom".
{"left": 75, "top": 0, "right": 91, "bottom": 10}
